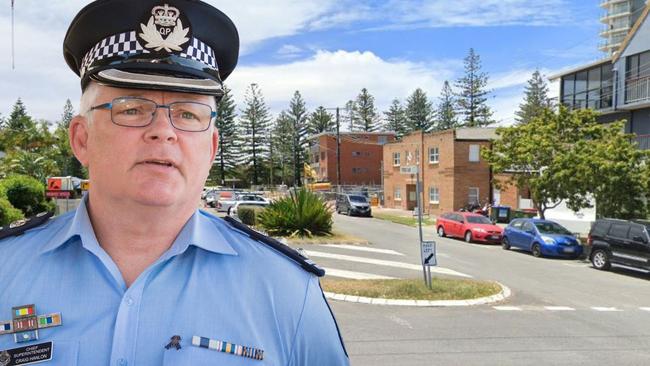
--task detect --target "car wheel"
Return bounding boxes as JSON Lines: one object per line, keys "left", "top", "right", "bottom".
{"left": 502, "top": 237, "right": 511, "bottom": 250}
{"left": 227, "top": 207, "right": 232, "bottom": 216}
{"left": 531, "top": 243, "right": 542, "bottom": 258}
{"left": 437, "top": 226, "right": 446, "bottom": 237}
{"left": 591, "top": 249, "right": 611, "bottom": 270}
{"left": 347, "top": 208, "right": 352, "bottom": 216}
{"left": 464, "top": 231, "right": 472, "bottom": 243}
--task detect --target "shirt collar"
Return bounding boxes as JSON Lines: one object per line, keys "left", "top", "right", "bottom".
{"left": 41, "top": 196, "right": 238, "bottom": 257}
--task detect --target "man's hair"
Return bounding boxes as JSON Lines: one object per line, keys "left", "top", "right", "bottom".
{"left": 79, "top": 81, "right": 100, "bottom": 123}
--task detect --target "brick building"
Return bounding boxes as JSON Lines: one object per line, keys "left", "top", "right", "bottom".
{"left": 382, "top": 128, "right": 523, "bottom": 215}
{"left": 308, "top": 132, "right": 396, "bottom": 186}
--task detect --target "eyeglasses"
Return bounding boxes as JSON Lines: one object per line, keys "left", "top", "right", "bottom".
{"left": 90, "top": 97, "right": 217, "bottom": 132}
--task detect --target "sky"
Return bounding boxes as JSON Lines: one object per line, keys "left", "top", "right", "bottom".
{"left": 0, "top": 1, "right": 606, "bottom": 128}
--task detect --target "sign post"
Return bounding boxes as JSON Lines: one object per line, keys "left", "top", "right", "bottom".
{"left": 421, "top": 240, "right": 436, "bottom": 288}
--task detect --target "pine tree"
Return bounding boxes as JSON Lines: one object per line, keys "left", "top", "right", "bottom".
{"left": 308, "top": 106, "right": 335, "bottom": 135}
{"left": 286, "top": 91, "right": 309, "bottom": 186}
{"left": 383, "top": 99, "right": 407, "bottom": 139}
{"left": 436, "top": 81, "right": 458, "bottom": 131}
{"left": 238, "top": 84, "right": 271, "bottom": 186}
{"left": 455, "top": 48, "right": 494, "bottom": 127}
{"left": 53, "top": 100, "right": 85, "bottom": 178}
{"left": 351, "top": 88, "right": 380, "bottom": 132}
{"left": 272, "top": 111, "right": 294, "bottom": 185}
{"left": 515, "top": 69, "right": 553, "bottom": 124}
{"left": 404, "top": 88, "right": 434, "bottom": 133}
{"left": 345, "top": 100, "right": 355, "bottom": 131}
{"left": 212, "top": 85, "right": 238, "bottom": 185}
{"left": 61, "top": 99, "right": 74, "bottom": 129}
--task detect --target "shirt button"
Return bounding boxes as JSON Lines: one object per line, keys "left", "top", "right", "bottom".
{"left": 125, "top": 297, "right": 134, "bottom": 306}
{"left": 118, "top": 359, "right": 127, "bottom": 366}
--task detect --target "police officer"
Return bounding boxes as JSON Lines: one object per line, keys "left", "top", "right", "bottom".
{"left": 0, "top": 1, "right": 349, "bottom": 365}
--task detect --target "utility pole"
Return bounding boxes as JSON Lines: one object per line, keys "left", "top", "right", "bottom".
{"left": 336, "top": 107, "right": 341, "bottom": 190}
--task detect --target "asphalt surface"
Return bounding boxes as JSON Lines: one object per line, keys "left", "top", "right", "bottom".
{"left": 318, "top": 213, "right": 650, "bottom": 366}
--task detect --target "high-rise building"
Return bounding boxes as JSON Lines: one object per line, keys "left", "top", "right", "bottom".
{"left": 600, "top": 0, "right": 647, "bottom": 55}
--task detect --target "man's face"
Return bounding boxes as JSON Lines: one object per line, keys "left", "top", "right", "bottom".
{"left": 70, "top": 84, "right": 218, "bottom": 209}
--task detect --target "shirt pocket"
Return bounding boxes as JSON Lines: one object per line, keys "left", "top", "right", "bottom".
{"left": 51, "top": 340, "right": 80, "bottom": 365}
{"left": 163, "top": 346, "right": 265, "bottom": 366}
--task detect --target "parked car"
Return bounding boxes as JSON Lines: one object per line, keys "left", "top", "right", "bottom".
{"left": 225, "top": 194, "right": 270, "bottom": 215}
{"left": 588, "top": 218, "right": 650, "bottom": 272}
{"left": 436, "top": 212, "right": 503, "bottom": 243}
{"left": 336, "top": 194, "right": 372, "bottom": 217}
{"left": 204, "top": 190, "right": 220, "bottom": 207}
{"left": 502, "top": 219, "right": 582, "bottom": 258}
{"left": 214, "top": 191, "right": 239, "bottom": 212}
{"left": 229, "top": 200, "right": 270, "bottom": 218}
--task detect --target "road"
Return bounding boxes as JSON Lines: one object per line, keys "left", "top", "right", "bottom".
{"left": 314, "top": 213, "right": 650, "bottom": 365}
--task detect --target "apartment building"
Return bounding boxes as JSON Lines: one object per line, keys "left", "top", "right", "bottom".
{"left": 600, "top": 0, "right": 647, "bottom": 55}
{"left": 308, "top": 131, "right": 396, "bottom": 186}
{"left": 552, "top": 3, "right": 650, "bottom": 149}
{"left": 382, "top": 128, "right": 522, "bottom": 215}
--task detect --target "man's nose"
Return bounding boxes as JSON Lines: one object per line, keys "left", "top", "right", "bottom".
{"left": 144, "top": 107, "right": 178, "bottom": 142}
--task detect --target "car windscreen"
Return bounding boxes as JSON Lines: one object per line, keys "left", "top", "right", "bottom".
{"left": 466, "top": 216, "right": 492, "bottom": 224}
{"left": 349, "top": 195, "right": 367, "bottom": 203}
{"left": 535, "top": 222, "right": 572, "bottom": 235}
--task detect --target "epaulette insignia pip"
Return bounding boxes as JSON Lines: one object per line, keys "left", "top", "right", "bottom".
{"left": 0, "top": 212, "right": 54, "bottom": 241}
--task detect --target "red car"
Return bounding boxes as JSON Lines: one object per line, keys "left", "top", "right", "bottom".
{"left": 436, "top": 212, "right": 503, "bottom": 243}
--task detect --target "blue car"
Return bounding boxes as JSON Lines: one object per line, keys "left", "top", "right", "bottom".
{"left": 502, "top": 218, "right": 583, "bottom": 258}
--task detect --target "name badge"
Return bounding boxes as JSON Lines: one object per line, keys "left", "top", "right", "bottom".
{"left": 0, "top": 341, "right": 53, "bottom": 366}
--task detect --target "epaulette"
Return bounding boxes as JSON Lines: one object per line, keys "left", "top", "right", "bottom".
{"left": 223, "top": 216, "right": 325, "bottom": 277}
{"left": 0, "top": 212, "right": 54, "bottom": 241}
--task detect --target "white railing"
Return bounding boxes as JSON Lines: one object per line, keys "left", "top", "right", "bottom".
{"left": 625, "top": 76, "right": 650, "bottom": 104}
{"left": 634, "top": 135, "right": 650, "bottom": 150}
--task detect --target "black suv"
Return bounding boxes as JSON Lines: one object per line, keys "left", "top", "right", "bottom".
{"left": 588, "top": 219, "right": 650, "bottom": 272}
{"left": 336, "top": 194, "right": 372, "bottom": 217}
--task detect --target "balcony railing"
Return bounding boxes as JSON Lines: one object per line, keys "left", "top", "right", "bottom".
{"left": 625, "top": 76, "right": 650, "bottom": 104}
{"left": 634, "top": 134, "right": 650, "bottom": 150}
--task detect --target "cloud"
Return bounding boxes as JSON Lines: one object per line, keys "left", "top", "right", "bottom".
{"left": 226, "top": 50, "right": 458, "bottom": 120}
{"left": 276, "top": 45, "right": 305, "bottom": 59}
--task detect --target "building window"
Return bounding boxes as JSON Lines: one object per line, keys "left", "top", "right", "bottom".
{"left": 320, "top": 152, "right": 326, "bottom": 160}
{"left": 313, "top": 153, "right": 319, "bottom": 163}
{"left": 393, "top": 152, "right": 401, "bottom": 166}
{"left": 560, "top": 63, "right": 613, "bottom": 110}
{"left": 352, "top": 167, "right": 368, "bottom": 174}
{"left": 352, "top": 151, "right": 361, "bottom": 157}
{"left": 415, "top": 148, "right": 420, "bottom": 164}
{"left": 469, "top": 145, "right": 480, "bottom": 162}
{"left": 378, "top": 136, "right": 388, "bottom": 144}
{"left": 394, "top": 187, "right": 402, "bottom": 200}
{"left": 429, "top": 187, "right": 440, "bottom": 204}
{"left": 429, "top": 147, "right": 439, "bottom": 163}
{"left": 625, "top": 50, "right": 650, "bottom": 103}
{"left": 468, "top": 187, "right": 479, "bottom": 205}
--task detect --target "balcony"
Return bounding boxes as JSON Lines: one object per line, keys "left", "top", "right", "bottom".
{"left": 624, "top": 76, "right": 650, "bottom": 106}
{"left": 600, "top": 25, "right": 631, "bottom": 37}
{"left": 634, "top": 135, "right": 650, "bottom": 150}
{"left": 600, "top": 0, "right": 630, "bottom": 8}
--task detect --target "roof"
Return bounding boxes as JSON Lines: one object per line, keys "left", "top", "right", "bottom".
{"left": 454, "top": 127, "right": 498, "bottom": 140}
{"left": 613, "top": 3, "right": 650, "bottom": 63}
{"left": 547, "top": 58, "right": 613, "bottom": 81}
{"left": 307, "top": 131, "right": 397, "bottom": 140}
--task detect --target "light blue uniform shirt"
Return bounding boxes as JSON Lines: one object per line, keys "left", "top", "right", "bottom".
{"left": 0, "top": 199, "right": 348, "bottom": 365}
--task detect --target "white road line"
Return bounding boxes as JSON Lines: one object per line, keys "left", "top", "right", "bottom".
{"left": 323, "top": 268, "right": 396, "bottom": 280}
{"left": 304, "top": 250, "right": 472, "bottom": 278}
{"left": 320, "top": 244, "right": 405, "bottom": 256}
{"left": 493, "top": 306, "right": 522, "bottom": 311}
{"left": 544, "top": 306, "right": 575, "bottom": 311}
{"left": 591, "top": 307, "right": 622, "bottom": 312}
{"left": 639, "top": 307, "right": 650, "bottom": 312}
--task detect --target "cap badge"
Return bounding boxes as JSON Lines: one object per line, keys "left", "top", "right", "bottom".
{"left": 139, "top": 4, "right": 190, "bottom": 53}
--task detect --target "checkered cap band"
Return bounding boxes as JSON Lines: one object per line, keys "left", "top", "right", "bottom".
{"left": 80, "top": 31, "right": 217, "bottom": 77}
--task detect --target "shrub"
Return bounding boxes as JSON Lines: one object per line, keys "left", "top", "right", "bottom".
{"left": 258, "top": 188, "right": 333, "bottom": 237}
{"left": 0, "top": 196, "right": 24, "bottom": 226}
{"left": 0, "top": 175, "right": 52, "bottom": 217}
{"left": 237, "top": 205, "right": 265, "bottom": 226}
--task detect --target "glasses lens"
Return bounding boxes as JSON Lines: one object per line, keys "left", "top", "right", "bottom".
{"left": 112, "top": 98, "right": 156, "bottom": 127}
{"left": 169, "top": 102, "right": 212, "bottom": 131}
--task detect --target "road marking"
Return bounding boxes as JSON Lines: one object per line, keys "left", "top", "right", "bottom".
{"left": 493, "top": 306, "right": 522, "bottom": 311}
{"left": 304, "top": 250, "right": 472, "bottom": 278}
{"left": 320, "top": 244, "right": 405, "bottom": 256}
{"left": 591, "top": 307, "right": 622, "bottom": 312}
{"left": 544, "top": 306, "right": 575, "bottom": 311}
{"left": 323, "top": 267, "right": 396, "bottom": 280}
{"left": 639, "top": 307, "right": 650, "bottom": 312}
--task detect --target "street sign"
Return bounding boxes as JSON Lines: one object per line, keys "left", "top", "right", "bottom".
{"left": 46, "top": 191, "right": 71, "bottom": 198}
{"left": 400, "top": 165, "right": 418, "bottom": 175}
{"left": 421, "top": 240, "right": 437, "bottom": 267}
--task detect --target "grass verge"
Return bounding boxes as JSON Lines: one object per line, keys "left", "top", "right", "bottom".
{"left": 280, "top": 231, "right": 369, "bottom": 245}
{"left": 373, "top": 212, "right": 436, "bottom": 227}
{"left": 320, "top": 278, "right": 501, "bottom": 301}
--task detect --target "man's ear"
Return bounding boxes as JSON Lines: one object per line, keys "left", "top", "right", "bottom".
{"left": 69, "top": 115, "right": 90, "bottom": 167}
{"left": 211, "top": 127, "right": 219, "bottom": 162}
